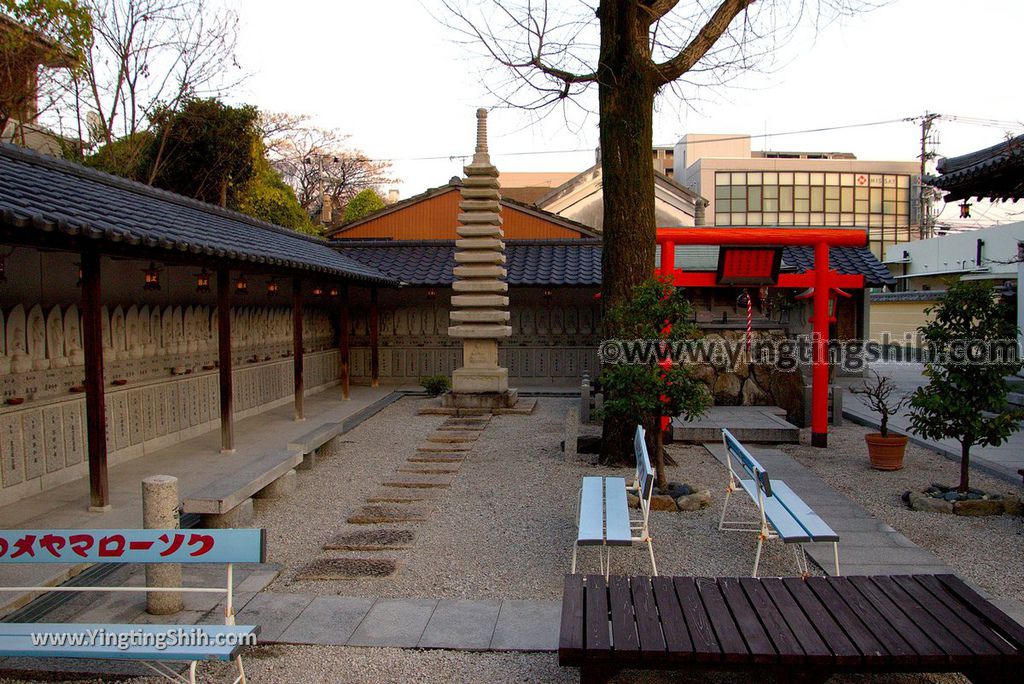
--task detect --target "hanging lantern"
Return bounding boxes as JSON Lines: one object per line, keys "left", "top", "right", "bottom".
{"left": 194, "top": 268, "right": 211, "bottom": 293}
{"left": 75, "top": 262, "right": 82, "bottom": 288}
{"left": 235, "top": 274, "right": 249, "bottom": 295}
{"left": 426, "top": 288, "right": 437, "bottom": 300}
{"left": 143, "top": 261, "right": 162, "bottom": 291}
{"left": 329, "top": 286, "right": 339, "bottom": 297}
{"left": 266, "top": 278, "right": 280, "bottom": 296}
{"left": 543, "top": 289, "right": 554, "bottom": 299}
{"left": 312, "top": 285, "right": 324, "bottom": 297}
{"left": 959, "top": 201, "right": 972, "bottom": 219}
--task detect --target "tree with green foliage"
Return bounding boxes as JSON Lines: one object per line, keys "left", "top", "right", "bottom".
{"left": 342, "top": 188, "right": 385, "bottom": 223}
{"left": 597, "top": 277, "right": 710, "bottom": 487}
{"left": 0, "top": 0, "right": 92, "bottom": 138}
{"left": 908, "top": 280, "right": 1024, "bottom": 493}
{"left": 234, "top": 154, "right": 317, "bottom": 235}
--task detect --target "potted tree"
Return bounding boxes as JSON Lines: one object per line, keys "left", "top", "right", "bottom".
{"left": 849, "top": 370, "right": 909, "bottom": 470}
{"left": 908, "top": 280, "right": 1024, "bottom": 494}
{"left": 597, "top": 277, "right": 710, "bottom": 491}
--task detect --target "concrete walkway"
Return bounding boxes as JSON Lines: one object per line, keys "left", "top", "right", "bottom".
{"left": 0, "top": 384, "right": 399, "bottom": 613}
{"left": 839, "top": 362, "right": 1024, "bottom": 485}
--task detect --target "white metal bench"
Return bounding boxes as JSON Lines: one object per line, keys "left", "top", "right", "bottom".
{"left": 571, "top": 425, "right": 657, "bottom": 577}
{"left": 0, "top": 528, "right": 263, "bottom": 683}
{"left": 719, "top": 428, "right": 840, "bottom": 577}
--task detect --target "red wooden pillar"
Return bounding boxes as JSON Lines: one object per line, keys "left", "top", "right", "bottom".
{"left": 293, "top": 278, "right": 304, "bottom": 420}
{"left": 217, "top": 268, "right": 234, "bottom": 452}
{"left": 369, "top": 287, "right": 380, "bottom": 388}
{"left": 80, "top": 246, "right": 109, "bottom": 511}
{"left": 811, "top": 241, "right": 830, "bottom": 448}
{"left": 659, "top": 240, "right": 675, "bottom": 277}
{"left": 339, "top": 283, "right": 350, "bottom": 400}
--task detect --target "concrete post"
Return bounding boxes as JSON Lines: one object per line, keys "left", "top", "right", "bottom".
{"left": 142, "top": 475, "right": 183, "bottom": 615}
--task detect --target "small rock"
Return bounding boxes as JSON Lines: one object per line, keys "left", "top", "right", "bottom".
{"left": 649, "top": 494, "right": 677, "bottom": 511}
{"left": 953, "top": 499, "right": 1004, "bottom": 517}
{"left": 907, "top": 490, "right": 954, "bottom": 514}
{"left": 943, "top": 491, "right": 959, "bottom": 502}
{"left": 901, "top": 490, "right": 911, "bottom": 503}
{"left": 668, "top": 484, "right": 693, "bottom": 498}
{"left": 627, "top": 492, "right": 640, "bottom": 509}
{"left": 675, "top": 489, "right": 712, "bottom": 512}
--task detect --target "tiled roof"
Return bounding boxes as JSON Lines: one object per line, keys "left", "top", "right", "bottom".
{"left": 0, "top": 143, "right": 394, "bottom": 284}
{"left": 926, "top": 134, "right": 1024, "bottom": 202}
{"left": 334, "top": 239, "right": 894, "bottom": 287}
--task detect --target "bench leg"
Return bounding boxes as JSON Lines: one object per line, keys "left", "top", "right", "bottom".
{"left": 189, "top": 661, "right": 198, "bottom": 684}
{"left": 833, "top": 542, "right": 840, "bottom": 576}
{"left": 571, "top": 541, "right": 578, "bottom": 574}
{"left": 646, "top": 537, "right": 658, "bottom": 576}
{"left": 234, "top": 654, "right": 247, "bottom": 684}
{"left": 719, "top": 487, "right": 733, "bottom": 530}
{"left": 753, "top": 536, "right": 764, "bottom": 577}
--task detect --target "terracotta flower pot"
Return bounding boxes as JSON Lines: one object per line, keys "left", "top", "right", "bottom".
{"left": 865, "top": 433, "right": 908, "bottom": 471}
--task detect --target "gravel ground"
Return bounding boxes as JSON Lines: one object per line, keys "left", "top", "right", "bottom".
{"left": 781, "top": 424, "right": 1024, "bottom": 603}
{"left": 261, "top": 396, "right": 805, "bottom": 599}
{"left": 0, "top": 646, "right": 969, "bottom": 684}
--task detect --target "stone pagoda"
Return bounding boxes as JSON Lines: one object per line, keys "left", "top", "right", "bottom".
{"left": 443, "top": 108, "right": 517, "bottom": 409}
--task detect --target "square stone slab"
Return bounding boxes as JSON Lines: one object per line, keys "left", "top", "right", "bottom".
{"left": 347, "top": 598, "right": 438, "bottom": 647}
{"left": 295, "top": 558, "right": 399, "bottom": 580}
{"left": 277, "top": 596, "right": 375, "bottom": 645}
{"left": 439, "top": 423, "right": 488, "bottom": 431}
{"left": 324, "top": 529, "right": 416, "bottom": 551}
{"left": 346, "top": 503, "right": 434, "bottom": 524}
{"left": 418, "top": 599, "right": 501, "bottom": 650}
{"left": 366, "top": 490, "right": 441, "bottom": 503}
{"left": 235, "top": 592, "right": 315, "bottom": 642}
{"left": 489, "top": 600, "right": 561, "bottom": 651}
{"left": 382, "top": 473, "right": 456, "bottom": 489}
{"left": 417, "top": 442, "right": 472, "bottom": 453}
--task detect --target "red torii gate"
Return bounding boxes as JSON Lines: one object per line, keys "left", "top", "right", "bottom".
{"left": 655, "top": 228, "right": 868, "bottom": 448}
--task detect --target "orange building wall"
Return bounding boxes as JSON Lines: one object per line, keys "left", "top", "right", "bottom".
{"left": 335, "top": 189, "right": 583, "bottom": 240}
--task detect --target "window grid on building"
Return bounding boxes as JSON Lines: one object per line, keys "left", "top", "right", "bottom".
{"left": 714, "top": 171, "right": 912, "bottom": 229}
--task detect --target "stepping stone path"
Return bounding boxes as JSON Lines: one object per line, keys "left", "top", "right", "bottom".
{"left": 298, "top": 411, "right": 496, "bottom": 580}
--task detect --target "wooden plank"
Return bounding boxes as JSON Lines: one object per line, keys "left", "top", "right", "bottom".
{"left": 866, "top": 576, "right": 975, "bottom": 665}
{"left": 803, "top": 577, "right": 887, "bottom": 659}
{"left": 717, "top": 577, "right": 777, "bottom": 664}
{"left": 673, "top": 576, "right": 721, "bottom": 663}
{"left": 891, "top": 575, "right": 1010, "bottom": 658}
{"left": 559, "top": 574, "right": 585, "bottom": 663}
{"left": 933, "top": 574, "right": 1024, "bottom": 652}
{"left": 650, "top": 576, "right": 693, "bottom": 661}
{"left": 607, "top": 576, "right": 640, "bottom": 658}
{"left": 577, "top": 478, "right": 604, "bottom": 545}
{"left": 629, "top": 576, "right": 667, "bottom": 657}
{"left": 779, "top": 577, "right": 861, "bottom": 666}
{"left": 603, "top": 478, "right": 632, "bottom": 546}
{"left": 739, "top": 577, "right": 814, "bottom": 665}
{"left": 695, "top": 577, "right": 749, "bottom": 663}
{"left": 584, "top": 575, "right": 611, "bottom": 657}
{"left": 768, "top": 481, "right": 840, "bottom": 543}
{"left": 844, "top": 576, "right": 946, "bottom": 666}
{"left": 825, "top": 577, "right": 917, "bottom": 665}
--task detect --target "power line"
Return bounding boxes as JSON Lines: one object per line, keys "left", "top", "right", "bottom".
{"left": 359, "top": 117, "right": 910, "bottom": 164}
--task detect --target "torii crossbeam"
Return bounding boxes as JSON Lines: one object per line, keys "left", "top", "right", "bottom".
{"left": 655, "top": 228, "right": 868, "bottom": 448}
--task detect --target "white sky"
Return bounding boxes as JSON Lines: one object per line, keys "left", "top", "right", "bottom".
{"left": 233, "top": 0, "right": 1024, "bottom": 229}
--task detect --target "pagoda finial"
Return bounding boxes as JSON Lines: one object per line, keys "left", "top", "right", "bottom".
{"left": 473, "top": 108, "right": 489, "bottom": 163}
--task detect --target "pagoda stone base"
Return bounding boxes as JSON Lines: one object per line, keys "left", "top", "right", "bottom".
{"left": 441, "top": 388, "right": 519, "bottom": 410}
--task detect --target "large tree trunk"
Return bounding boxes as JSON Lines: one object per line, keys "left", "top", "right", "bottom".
{"left": 598, "top": 1, "right": 659, "bottom": 465}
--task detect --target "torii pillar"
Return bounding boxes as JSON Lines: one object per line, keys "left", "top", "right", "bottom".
{"left": 443, "top": 108, "right": 517, "bottom": 409}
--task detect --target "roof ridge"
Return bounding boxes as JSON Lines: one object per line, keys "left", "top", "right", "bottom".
{"left": 0, "top": 142, "right": 333, "bottom": 248}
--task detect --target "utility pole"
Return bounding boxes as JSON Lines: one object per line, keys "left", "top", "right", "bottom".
{"left": 917, "top": 112, "right": 940, "bottom": 239}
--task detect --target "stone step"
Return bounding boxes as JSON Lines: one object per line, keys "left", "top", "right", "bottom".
{"left": 492, "top": 399, "right": 537, "bottom": 415}
{"left": 439, "top": 423, "right": 488, "bottom": 432}
{"left": 324, "top": 529, "right": 416, "bottom": 551}
{"left": 417, "top": 442, "right": 472, "bottom": 453}
{"left": 366, "top": 490, "right": 441, "bottom": 503}
{"left": 407, "top": 454, "right": 466, "bottom": 464}
{"left": 382, "top": 473, "right": 457, "bottom": 489}
{"left": 397, "top": 466, "right": 460, "bottom": 475}
{"left": 296, "top": 558, "right": 399, "bottom": 580}
{"left": 347, "top": 503, "right": 434, "bottom": 525}
{"left": 427, "top": 432, "right": 479, "bottom": 444}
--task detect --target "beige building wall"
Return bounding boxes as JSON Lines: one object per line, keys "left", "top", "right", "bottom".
{"left": 868, "top": 298, "right": 938, "bottom": 347}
